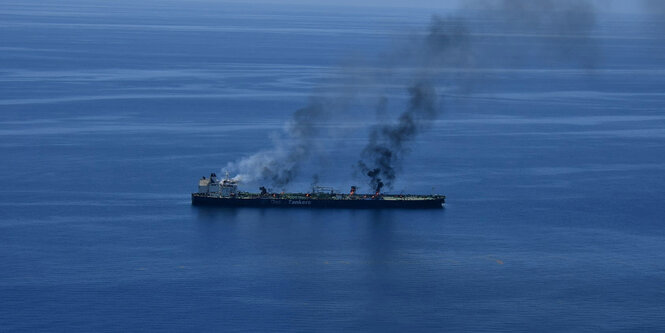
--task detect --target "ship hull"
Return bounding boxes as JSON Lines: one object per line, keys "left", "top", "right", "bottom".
{"left": 191, "top": 194, "right": 444, "bottom": 209}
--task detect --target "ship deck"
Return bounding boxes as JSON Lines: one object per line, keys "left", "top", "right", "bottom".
{"left": 192, "top": 192, "right": 445, "bottom": 209}
{"left": 192, "top": 192, "right": 445, "bottom": 202}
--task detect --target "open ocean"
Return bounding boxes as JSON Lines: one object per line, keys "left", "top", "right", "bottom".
{"left": 2, "top": 1, "right": 665, "bottom": 331}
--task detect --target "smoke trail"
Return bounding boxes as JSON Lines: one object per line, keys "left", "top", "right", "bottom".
{"left": 358, "top": 81, "right": 438, "bottom": 192}
{"left": 225, "top": 16, "right": 470, "bottom": 189}
{"left": 357, "top": 17, "right": 470, "bottom": 192}
{"left": 470, "top": 0, "right": 598, "bottom": 68}
{"left": 226, "top": 97, "right": 328, "bottom": 187}
{"left": 356, "top": 0, "right": 600, "bottom": 192}
{"left": 643, "top": 0, "right": 665, "bottom": 14}
{"left": 226, "top": 2, "right": 600, "bottom": 190}
{"left": 470, "top": 0, "right": 597, "bottom": 36}
{"left": 642, "top": 0, "right": 665, "bottom": 31}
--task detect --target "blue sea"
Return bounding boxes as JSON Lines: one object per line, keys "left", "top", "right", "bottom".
{"left": 2, "top": 1, "right": 665, "bottom": 331}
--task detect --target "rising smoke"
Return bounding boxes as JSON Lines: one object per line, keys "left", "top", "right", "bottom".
{"left": 225, "top": 97, "right": 328, "bottom": 187}
{"left": 643, "top": 0, "right": 665, "bottom": 14}
{"left": 357, "top": 82, "right": 438, "bottom": 192}
{"left": 226, "top": 0, "right": 599, "bottom": 191}
{"left": 642, "top": 0, "right": 665, "bottom": 31}
{"left": 356, "top": 16, "right": 471, "bottom": 192}
{"left": 469, "top": 0, "right": 599, "bottom": 68}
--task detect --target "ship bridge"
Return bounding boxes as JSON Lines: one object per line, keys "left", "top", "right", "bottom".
{"left": 198, "top": 172, "right": 238, "bottom": 197}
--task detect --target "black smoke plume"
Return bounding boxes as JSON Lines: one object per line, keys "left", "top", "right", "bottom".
{"left": 357, "top": 1, "right": 600, "bottom": 192}
{"left": 227, "top": 2, "right": 599, "bottom": 190}
{"left": 357, "top": 81, "right": 438, "bottom": 192}
{"left": 356, "top": 17, "right": 469, "bottom": 192}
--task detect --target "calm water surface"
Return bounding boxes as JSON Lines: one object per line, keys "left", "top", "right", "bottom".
{"left": 1, "top": 1, "right": 665, "bottom": 331}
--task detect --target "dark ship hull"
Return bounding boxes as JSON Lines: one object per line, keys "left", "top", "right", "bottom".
{"left": 191, "top": 193, "right": 444, "bottom": 209}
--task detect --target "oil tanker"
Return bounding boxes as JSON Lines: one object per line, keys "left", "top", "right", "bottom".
{"left": 192, "top": 173, "right": 445, "bottom": 209}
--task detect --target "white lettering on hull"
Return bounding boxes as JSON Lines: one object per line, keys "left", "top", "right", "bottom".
{"left": 288, "top": 200, "right": 312, "bottom": 205}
